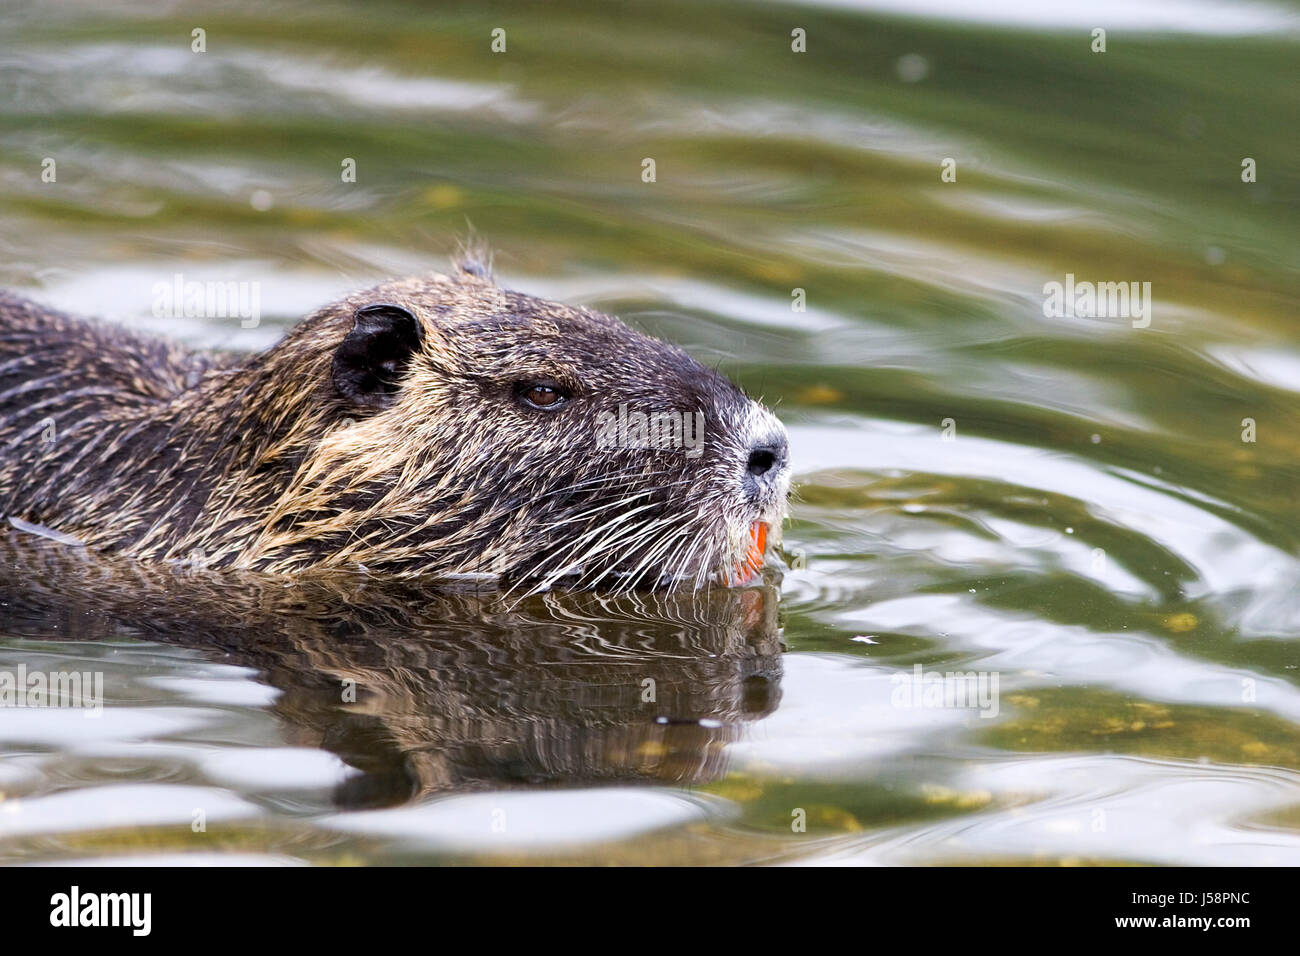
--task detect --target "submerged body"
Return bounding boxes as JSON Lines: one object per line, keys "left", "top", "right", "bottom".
{"left": 0, "top": 266, "right": 790, "bottom": 591}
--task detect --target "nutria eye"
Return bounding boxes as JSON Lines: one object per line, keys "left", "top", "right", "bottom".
{"left": 515, "top": 381, "right": 570, "bottom": 410}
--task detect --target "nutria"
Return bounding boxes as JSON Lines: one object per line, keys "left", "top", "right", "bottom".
{"left": 0, "top": 263, "right": 790, "bottom": 592}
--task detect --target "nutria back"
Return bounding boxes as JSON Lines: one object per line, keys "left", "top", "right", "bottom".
{"left": 0, "top": 268, "right": 791, "bottom": 592}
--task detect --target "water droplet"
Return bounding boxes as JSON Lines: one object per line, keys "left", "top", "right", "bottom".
{"left": 896, "top": 53, "right": 930, "bottom": 83}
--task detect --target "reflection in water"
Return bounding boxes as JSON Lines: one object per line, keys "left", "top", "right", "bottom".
{"left": 0, "top": 534, "right": 782, "bottom": 809}
{"left": 0, "top": 0, "right": 1297, "bottom": 865}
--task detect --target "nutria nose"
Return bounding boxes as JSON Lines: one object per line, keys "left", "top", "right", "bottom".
{"left": 747, "top": 447, "right": 777, "bottom": 477}
{"left": 745, "top": 434, "right": 788, "bottom": 480}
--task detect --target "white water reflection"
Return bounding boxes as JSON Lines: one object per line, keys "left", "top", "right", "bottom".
{"left": 812, "top": 755, "right": 1300, "bottom": 866}
{"left": 772, "top": 0, "right": 1300, "bottom": 35}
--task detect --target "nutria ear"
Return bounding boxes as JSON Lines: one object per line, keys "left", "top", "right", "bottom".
{"left": 331, "top": 303, "right": 422, "bottom": 409}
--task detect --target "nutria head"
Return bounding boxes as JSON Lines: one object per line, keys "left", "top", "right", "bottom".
{"left": 154, "top": 266, "right": 792, "bottom": 591}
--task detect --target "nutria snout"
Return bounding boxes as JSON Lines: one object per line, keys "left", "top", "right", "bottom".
{"left": 0, "top": 264, "right": 791, "bottom": 592}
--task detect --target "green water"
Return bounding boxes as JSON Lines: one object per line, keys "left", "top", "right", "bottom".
{"left": 0, "top": 0, "right": 1297, "bottom": 864}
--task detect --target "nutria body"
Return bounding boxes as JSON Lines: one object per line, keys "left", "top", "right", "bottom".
{"left": 0, "top": 265, "right": 790, "bottom": 591}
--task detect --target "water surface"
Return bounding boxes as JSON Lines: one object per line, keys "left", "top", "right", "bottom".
{"left": 0, "top": 0, "right": 1298, "bottom": 865}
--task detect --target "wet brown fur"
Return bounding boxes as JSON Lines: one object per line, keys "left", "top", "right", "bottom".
{"left": 0, "top": 268, "right": 789, "bottom": 590}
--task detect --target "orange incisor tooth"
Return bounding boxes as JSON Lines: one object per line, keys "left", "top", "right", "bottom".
{"left": 730, "top": 521, "right": 768, "bottom": 585}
